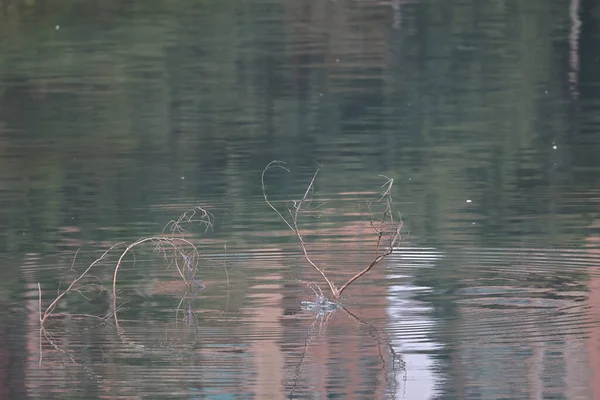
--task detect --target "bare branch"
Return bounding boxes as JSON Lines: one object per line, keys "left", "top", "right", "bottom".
{"left": 262, "top": 161, "right": 339, "bottom": 298}
{"left": 262, "top": 162, "right": 404, "bottom": 300}
{"left": 337, "top": 177, "right": 403, "bottom": 298}
{"left": 287, "top": 206, "right": 339, "bottom": 298}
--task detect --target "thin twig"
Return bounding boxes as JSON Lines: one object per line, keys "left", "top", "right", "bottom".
{"left": 40, "top": 243, "right": 123, "bottom": 326}
{"left": 337, "top": 219, "right": 403, "bottom": 297}
{"left": 57, "top": 249, "right": 80, "bottom": 296}
{"left": 162, "top": 207, "right": 214, "bottom": 236}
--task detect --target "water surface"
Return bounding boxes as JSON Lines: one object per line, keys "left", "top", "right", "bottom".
{"left": 1, "top": 0, "right": 600, "bottom": 398}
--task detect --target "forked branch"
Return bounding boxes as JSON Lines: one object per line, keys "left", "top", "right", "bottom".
{"left": 262, "top": 162, "right": 403, "bottom": 300}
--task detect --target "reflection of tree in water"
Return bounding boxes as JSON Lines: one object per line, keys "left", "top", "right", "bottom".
{"left": 285, "top": 294, "right": 405, "bottom": 399}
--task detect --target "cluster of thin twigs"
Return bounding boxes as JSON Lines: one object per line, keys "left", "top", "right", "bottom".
{"left": 262, "top": 161, "right": 403, "bottom": 301}
{"left": 37, "top": 207, "right": 214, "bottom": 362}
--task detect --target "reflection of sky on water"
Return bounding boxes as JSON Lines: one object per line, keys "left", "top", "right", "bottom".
{"left": 387, "top": 248, "right": 442, "bottom": 400}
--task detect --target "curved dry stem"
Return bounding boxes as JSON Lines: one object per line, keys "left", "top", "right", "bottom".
{"left": 111, "top": 236, "right": 198, "bottom": 331}
{"left": 261, "top": 160, "right": 294, "bottom": 231}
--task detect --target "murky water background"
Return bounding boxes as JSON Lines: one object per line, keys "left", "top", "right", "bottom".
{"left": 1, "top": 0, "right": 600, "bottom": 398}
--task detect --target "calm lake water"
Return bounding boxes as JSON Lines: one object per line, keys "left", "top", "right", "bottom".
{"left": 1, "top": 0, "right": 600, "bottom": 399}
